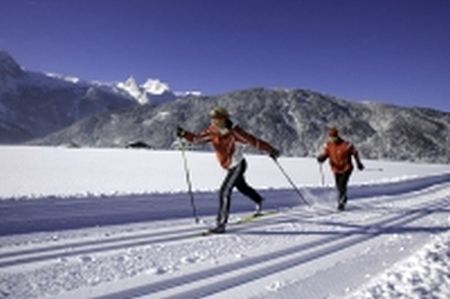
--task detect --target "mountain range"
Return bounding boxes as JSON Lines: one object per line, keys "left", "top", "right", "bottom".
{"left": 35, "top": 88, "right": 450, "bottom": 163}
{"left": 0, "top": 50, "right": 176, "bottom": 143}
{"left": 1, "top": 50, "right": 449, "bottom": 163}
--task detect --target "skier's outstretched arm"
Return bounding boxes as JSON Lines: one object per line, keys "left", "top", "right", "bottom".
{"left": 232, "top": 126, "right": 279, "bottom": 159}
{"left": 177, "top": 126, "right": 211, "bottom": 144}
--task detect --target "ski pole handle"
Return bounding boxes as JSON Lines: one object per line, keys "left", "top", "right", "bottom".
{"left": 179, "top": 138, "right": 199, "bottom": 223}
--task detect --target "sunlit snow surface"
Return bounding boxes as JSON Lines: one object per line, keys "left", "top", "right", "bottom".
{"left": 0, "top": 146, "right": 448, "bottom": 299}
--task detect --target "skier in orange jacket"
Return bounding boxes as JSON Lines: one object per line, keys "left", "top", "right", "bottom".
{"left": 317, "top": 127, "right": 364, "bottom": 211}
{"left": 177, "top": 107, "right": 279, "bottom": 233}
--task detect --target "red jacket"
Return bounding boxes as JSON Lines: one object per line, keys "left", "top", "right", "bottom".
{"left": 184, "top": 125, "right": 275, "bottom": 169}
{"left": 319, "top": 139, "right": 359, "bottom": 174}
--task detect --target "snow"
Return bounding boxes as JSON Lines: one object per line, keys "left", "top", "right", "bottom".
{"left": 0, "top": 146, "right": 448, "bottom": 199}
{"left": 116, "top": 76, "right": 146, "bottom": 104}
{"left": 117, "top": 76, "right": 141, "bottom": 98}
{"left": 45, "top": 73, "right": 81, "bottom": 84}
{"left": 142, "top": 78, "right": 170, "bottom": 95}
{"left": 20, "top": 71, "right": 88, "bottom": 91}
{"left": 116, "top": 77, "right": 172, "bottom": 105}
{"left": 174, "top": 90, "right": 203, "bottom": 97}
{"left": 0, "top": 146, "right": 448, "bottom": 299}
{"left": 345, "top": 232, "right": 450, "bottom": 299}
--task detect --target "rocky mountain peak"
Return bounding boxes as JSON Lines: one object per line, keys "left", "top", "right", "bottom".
{"left": 0, "top": 50, "right": 24, "bottom": 79}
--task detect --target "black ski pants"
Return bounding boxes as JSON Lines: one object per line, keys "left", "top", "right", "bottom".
{"left": 334, "top": 170, "right": 352, "bottom": 205}
{"left": 217, "top": 159, "right": 263, "bottom": 227}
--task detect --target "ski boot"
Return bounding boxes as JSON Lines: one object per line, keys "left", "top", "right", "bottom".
{"left": 254, "top": 198, "right": 265, "bottom": 216}
{"left": 208, "top": 225, "right": 226, "bottom": 234}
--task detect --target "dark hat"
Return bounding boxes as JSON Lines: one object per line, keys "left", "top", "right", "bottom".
{"left": 328, "top": 127, "right": 339, "bottom": 137}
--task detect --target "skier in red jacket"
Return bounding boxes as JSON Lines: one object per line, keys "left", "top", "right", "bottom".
{"left": 317, "top": 127, "right": 364, "bottom": 211}
{"left": 177, "top": 107, "right": 279, "bottom": 233}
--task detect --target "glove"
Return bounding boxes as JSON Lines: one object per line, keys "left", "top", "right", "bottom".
{"left": 270, "top": 148, "right": 280, "bottom": 160}
{"left": 317, "top": 155, "right": 326, "bottom": 163}
{"left": 357, "top": 162, "right": 365, "bottom": 171}
{"left": 176, "top": 126, "right": 186, "bottom": 138}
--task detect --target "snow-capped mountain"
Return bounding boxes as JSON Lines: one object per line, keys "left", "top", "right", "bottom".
{"left": 116, "top": 76, "right": 175, "bottom": 105}
{"left": 142, "top": 78, "right": 170, "bottom": 95}
{"left": 0, "top": 51, "right": 177, "bottom": 143}
{"left": 35, "top": 88, "right": 450, "bottom": 164}
{"left": 3, "top": 50, "right": 449, "bottom": 163}
{"left": 117, "top": 76, "right": 141, "bottom": 100}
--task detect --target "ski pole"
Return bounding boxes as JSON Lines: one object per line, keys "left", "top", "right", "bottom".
{"left": 364, "top": 167, "right": 383, "bottom": 172}
{"left": 319, "top": 163, "right": 325, "bottom": 186}
{"left": 273, "top": 159, "right": 310, "bottom": 206}
{"left": 178, "top": 138, "right": 199, "bottom": 223}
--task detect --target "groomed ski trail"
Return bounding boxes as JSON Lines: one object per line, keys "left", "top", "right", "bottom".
{"left": 71, "top": 183, "right": 450, "bottom": 299}
{"left": 0, "top": 174, "right": 448, "bottom": 298}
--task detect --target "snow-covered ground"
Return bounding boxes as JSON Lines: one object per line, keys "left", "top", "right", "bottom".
{"left": 0, "top": 146, "right": 449, "bottom": 299}
{"left": 0, "top": 146, "right": 448, "bottom": 199}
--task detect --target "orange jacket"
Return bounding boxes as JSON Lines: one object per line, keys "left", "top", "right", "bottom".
{"left": 319, "top": 139, "right": 359, "bottom": 174}
{"left": 184, "top": 125, "right": 275, "bottom": 169}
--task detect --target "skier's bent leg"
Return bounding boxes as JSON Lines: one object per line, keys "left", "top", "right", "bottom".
{"left": 235, "top": 160, "right": 263, "bottom": 205}
{"left": 341, "top": 170, "right": 352, "bottom": 204}
{"left": 217, "top": 163, "right": 242, "bottom": 227}
{"left": 236, "top": 178, "right": 263, "bottom": 204}
{"left": 335, "top": 173, "right": 346, "bottom": 205}
{"left": 335, "top": 171, "right": 352, "bottom": 209}
{"left": 234, "top": 160, "right": 263, "bottom": 214}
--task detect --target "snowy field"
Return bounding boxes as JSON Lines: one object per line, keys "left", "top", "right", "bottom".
{"left": 0, "top": 146, "right": 449, "bottom": 298}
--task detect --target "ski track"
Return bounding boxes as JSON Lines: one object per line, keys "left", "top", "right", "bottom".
{"left": 92, "top": 196, "right": 450, "bottom": 299}
{"left": 0, "top": 175, "right": 449, "bottom": 298}
{"left": 1, "top": 181, "right": 448, "bottom": 271}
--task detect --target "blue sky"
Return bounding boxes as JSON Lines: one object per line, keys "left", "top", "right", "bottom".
{"left": 1, "top": 0, "right": 449, "bottom": 111}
